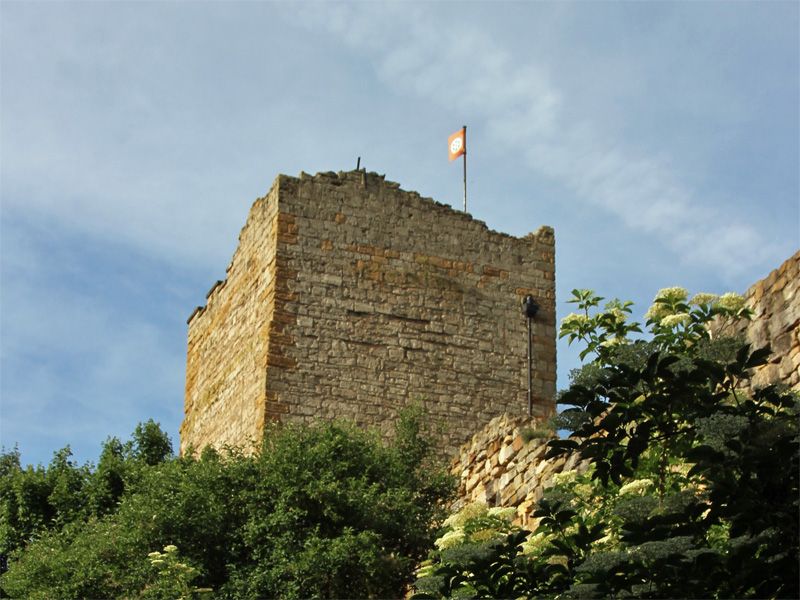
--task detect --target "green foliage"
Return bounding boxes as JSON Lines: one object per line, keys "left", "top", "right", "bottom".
{"left": 414, "top": 288, "right": 799, "bottom": 599}
{"left": 0, "top": 418, "right": 175, "bottom": 566}
{"left": 131, "top": 419, "right": 174, "bottom": 466}
{"left": 142, "top": 545, "right": 212, "bottom": 600}
{"left": 1, "top": 409, "right": 453, "bottom": 599}
{"left": 224, "top": 413, "right": 453, "bottom": 599}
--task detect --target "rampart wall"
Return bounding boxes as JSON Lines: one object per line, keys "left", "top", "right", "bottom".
{"left": 449, "top": 414, "right": 590, "bottom": 528}
{"left": 735, "top": 250, "right": 799, "bottom": 390}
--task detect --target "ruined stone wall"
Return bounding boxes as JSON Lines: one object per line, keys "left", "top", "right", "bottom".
{"left": 181, "top": 170, "right": 557, "bottom": 454}
{"left": 737, "top": 250, "right": 799, "bottom": 390}
{"left": 450, "top": 414, "right": 590, "bottom": 528}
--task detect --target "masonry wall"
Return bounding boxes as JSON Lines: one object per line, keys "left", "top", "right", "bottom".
{"left": 181, "top": 185, "right": 280, "bottom": 452}
{"left": 450, "top": 414, "right": 590, "bottom": 529}
{"left": 737, "top": 250, "right": 799, "bottom": 390}
{"left": 181, "top": 170, "right": 557, "bottom": 455}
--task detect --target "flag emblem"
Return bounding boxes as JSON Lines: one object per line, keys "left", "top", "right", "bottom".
{"left": 448, "top": 128, "right": 466, "bottom": 161}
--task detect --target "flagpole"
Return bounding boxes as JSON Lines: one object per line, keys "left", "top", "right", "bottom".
{"left": 462, "top": 125, "right": 467, "bottom": 212}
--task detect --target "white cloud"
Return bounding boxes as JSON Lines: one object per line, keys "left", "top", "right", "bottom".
{"left": 295, "top": 3, "right": 792, "bottom": 278}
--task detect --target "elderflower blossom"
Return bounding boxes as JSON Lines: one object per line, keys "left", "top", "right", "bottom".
{"left": 562, "top": 313, "right": 590, "bottom": 328}
{"left": 434, "top": 529, "right": 465, "bottom": 550}
{"left": 147, "top": 551, "right": 162, "bottom": 559}
{"left": 163, "top": 545, "right": 178, "bottom": 553}
{"left": 600, "top": 336, "right": 626, "bottom": 348}
{"left": 521, "top": 532, "right": 551, "bottom": 556}
{"left": 646, "top": 287, "right": 689, "bottom": 322}
{"left": 604, "top": 299, "right": 630, "bottom": 324}
{"left": 150, "top": 559, "right": 165, "bottom": 566}
{"left": 645, "top": 303, "right": 669, "bottom": 322}
{"left": 716, "top": 292, "right": 745, "bottom": 313}
{"left": 573, "top": 483, "right": 595, "bottom": 499}
{"left": 660, "top": 313, "right": 690, "bottom": 328}
{"left": 551, "top": 469, "right": 578, "bottom": 486}
{"left": 471, "top": 528, "right": 503, "bottom": 543}
{"left": 618, "top": 479, "right": 654, "bottom": 496}
{"left": 690, "top": 292, "right": 719, "bottom": 307}
{"left": 176, "top": 563, "right": 196, "bottom": 574}
{"left": 443, "top": 502, "right": 488, "bottom": 529}
{"left": 654, "top": 287, "right": 689, "bottom": 303}
{"left": 487, "top": 506, "right": 517, "bottom": 521}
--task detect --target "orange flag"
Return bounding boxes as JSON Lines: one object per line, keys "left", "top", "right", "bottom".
{"left": 448, "top": 128, "right": 466, "bottom": 161}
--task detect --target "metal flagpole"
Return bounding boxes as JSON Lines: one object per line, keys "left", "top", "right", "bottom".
{"left": 462, "top": 125, "right": 467, "bottom": 212}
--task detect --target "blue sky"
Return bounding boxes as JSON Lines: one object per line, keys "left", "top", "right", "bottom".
{"left": 2, "top": 1, "right": 798, "bottom": 467}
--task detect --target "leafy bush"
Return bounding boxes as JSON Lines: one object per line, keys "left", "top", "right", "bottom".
{"left": 1, "top": 409, "right": 453, "bottom": 599}
{"left": 0, "top": 417, "right": 174, "bottom": 569}
{"left": 414, "top": 288, "right": 798, "bottom": 599}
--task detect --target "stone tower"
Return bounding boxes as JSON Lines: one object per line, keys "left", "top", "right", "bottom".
{"left": 180, "top": 170, "right": 557, "bottom": 455}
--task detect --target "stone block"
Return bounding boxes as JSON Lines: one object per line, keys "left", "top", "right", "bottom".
{"left": 498, "top": 444, "right": 515, "bottom": 465}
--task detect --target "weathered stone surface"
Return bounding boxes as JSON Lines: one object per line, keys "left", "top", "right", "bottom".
{"left": 449, "top": 413, "right": 591, "bottom": 527}
{"left": 722, "top": 250, "right": 800, "bottom": 392}
{"left": 181, "top": 170, "right": 557, "bottom": 455}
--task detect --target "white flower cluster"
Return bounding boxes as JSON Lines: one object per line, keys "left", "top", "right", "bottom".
{"left": 551, "top": 469, "right": 578, "bottom": 486}
{"left": 147, "top": 544, "right": 197, "bottom": 576}
{"left": 442, "top": 501, "right": 488, "bottom": 529}
{"left": 660, "top": 313, "right": 690, "bottom": 328}
{"left": 573, "top": 483, "right": 595, "bottom": 499}
{"left": 604, "top": 299, "right": 630, "bottom": 324}
{"left": 645, "top": 287, "right": 689, "bottom": 323}
{"left": 690, "top": 292, "right": 719, "bottom": 306}
{"left": 562, "top": 313, "right": 590, "bottom": 328}
{"left": 520, "top": 531, "right": 552, "bottom": 556}
{"left": 716, "top": 292, "right": 745, "bottom": 313}
{"left": 487, "top": 506, "right": 517, "bottom": 520}
{"left": 434, "top": 529, "right": 466, "bottom": 550}
{"left": 600, "top": 336, "right": 627, "bottom": 348}
{"left": 435, "top": 503, "right": 518, "bottom": 551}
{"left": 618, "top": 479, "right": 654, "bottom": 496}
{"left": 654, "top": 287, "right": 689, "bottom": 303}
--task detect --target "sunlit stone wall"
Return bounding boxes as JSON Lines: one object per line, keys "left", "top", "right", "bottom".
{"left": 181, "top": 170, "right": 557, "bottom": 455}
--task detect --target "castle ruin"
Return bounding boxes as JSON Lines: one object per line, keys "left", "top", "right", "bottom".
{"left": 180, "top": 170, "right": 557, "bottom": 454}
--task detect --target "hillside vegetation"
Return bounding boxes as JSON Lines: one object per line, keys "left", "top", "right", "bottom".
{"left": 1, "top": 410, "right": 453, "bottom": 599}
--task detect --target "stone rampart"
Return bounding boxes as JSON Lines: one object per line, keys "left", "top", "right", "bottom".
{"left": 736, "top": 250, "right": 799, "bottom": 390}
{"left": 450, "top": 414, "right": 590, "bottom": 528}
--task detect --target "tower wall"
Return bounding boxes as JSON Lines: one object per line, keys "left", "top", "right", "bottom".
{"left": 181, "top": 184, "right": 280, "bottom": 452}
{"left": 181, "top": 170, "right": 557, "bottom": 455}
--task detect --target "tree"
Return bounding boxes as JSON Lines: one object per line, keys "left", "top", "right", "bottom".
{"left": 414, "top": 288, "right": 799, "bottom": 599}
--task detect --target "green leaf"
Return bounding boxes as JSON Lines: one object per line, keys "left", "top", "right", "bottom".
{"left": 745, "top": 345, "right": 771, "bottom": 369}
